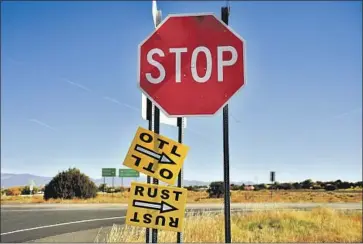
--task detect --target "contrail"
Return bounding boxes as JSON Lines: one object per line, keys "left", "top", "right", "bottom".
{"left": 62, "top": 78, "right": 92, "bottom": 92}
{"left": 28, "top": 119, "right": 56, "bottom": 131}
{"left": 103, "top": 96, "right": 140, "bottom": 112}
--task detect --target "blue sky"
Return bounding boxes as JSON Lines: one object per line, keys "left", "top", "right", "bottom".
{"left": 1, "top": 1, "right": 362, "bottom": 183}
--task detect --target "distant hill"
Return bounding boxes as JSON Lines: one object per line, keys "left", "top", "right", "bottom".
{"left": 1, "top": 173, "right": 52, "bottom": 188}
{"left": 1, "top": 173, "right": 255, "bottom": 188}
{"left": 1, "top": 173, "right": 219, "bottom": 188}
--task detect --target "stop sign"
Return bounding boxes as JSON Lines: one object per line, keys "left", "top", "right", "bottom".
{"left": 138, "top": 13, "right": 246, "bottom": 117}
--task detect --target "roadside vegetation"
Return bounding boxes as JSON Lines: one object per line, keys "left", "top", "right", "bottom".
{"left": 98, "top": 207, "right": 362, "bottom": 243}
{"left": 1, "top": 168, "right": 362, "bottom": 204}
{"left": 1, "top": 188, "right": 362, "bottom": 204}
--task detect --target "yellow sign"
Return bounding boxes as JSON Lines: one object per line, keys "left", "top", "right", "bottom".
{"left": 123, "top": 127, "right": 189, "bottom": 185}
{"left": 126, "top": 182, "right": 187, "bottom": 232}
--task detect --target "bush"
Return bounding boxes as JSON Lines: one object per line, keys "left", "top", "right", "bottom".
{"left": 302, "top": 179, "right": 314, "bottom": 189}
{"left": 325, "top": 184, "right": 337, "bottom": 191}
{"left": 312, "top": 185, "right": 322, "bottom": 190}
{"left": 256, "top": 184, "right": 267, "bottom": 190}
{"left": 230, "top": 184, "right": 240, "bottom": 191}
{"left": 21, "top": 186, "right": 32, "bottom": 195}
{"left": 21, "top": 186, "right": 38, "bottom": 195}
{"left": 354, "top": 181, "right": 363, "bottom": 188}
{"left": 278, "top": 183, "right": 293, "bottom": 190}
{"left": 44, "top": 168, "right": 98, "bottom": 200}
{"left": 6, "top": 187, "right": 21, "bottom": 196}
{"left": 292, "top": 182, "right": 302, "bottom": 189}
{"left": 338, "top": 181, "right": 351, "bottom": 189}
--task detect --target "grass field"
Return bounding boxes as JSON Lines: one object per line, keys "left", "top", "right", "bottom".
{"left": 1, "top": 190, "right": 362, "bottom": 204}
{"left": 99, "top": 207, "right": 362, "bottom": 243}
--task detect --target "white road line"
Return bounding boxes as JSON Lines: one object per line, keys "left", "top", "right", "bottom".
{"left": 0, "top": 216, "right": 125, "bottom": 236}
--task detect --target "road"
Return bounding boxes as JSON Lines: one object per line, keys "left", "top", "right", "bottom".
{"left": 1, "top": 203, "right": 361, "bottom": 243}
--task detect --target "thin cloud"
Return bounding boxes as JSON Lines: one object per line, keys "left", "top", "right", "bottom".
{"left": 103, "top": 96, "right": 140, "bottom": 112}
{"left": 29, "top": 119, "right": 56, "bottom": 131}
{"left": 62, "top": 78, "right": 92, "bottom": 92}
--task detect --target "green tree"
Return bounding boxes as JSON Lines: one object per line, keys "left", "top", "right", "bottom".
{"left": 354, "top": 181, "right": 363, "bottom": 188}
{"left": 302, "top": 179, "right": 314, "bottom": 189}
{"left": 21, "top": 186, "right": 32, "bottom": 195}
{"left": 207, "top": 181, "right": 224, "bottom": 198}
{"left": 338, "top": 181, "right": 351, "bottom": 189}
{"left": 292, "top": 182, "right": 302, "bottom": 189}
{"left": 44, "top": 168, "right": 98, "bottom": 200}
{"left": 98, "top": 183, "right": 107, "bottom": 192}
{"left": 325, "top": 184, "right": 337, "bottom": 191}
{"left": 230, "top": 184, "right": 240, "bottom": 191}
{"left": 256, "top": 184, "right": 267, "bottom": 190}
{"left": 279, "top": 183, "right": 293, "bottom": 190}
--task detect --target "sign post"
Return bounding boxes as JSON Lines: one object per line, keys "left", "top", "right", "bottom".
{"left": 151, "top": 2, "right": 162, "bottom": 242}
{"left": 176, "top": 117, "right": 184, "bottom": 243}
{"left": 134, "top": 3, "right": 246, "bottom": 244}
{"left": 102, "top": 168, "right": 117, "bottom": 195}
{"left": 221, "top": 6, "right": 231, "bottom": 243}
{"left": 270, "top": 171, "right": 275, "bottom": 199}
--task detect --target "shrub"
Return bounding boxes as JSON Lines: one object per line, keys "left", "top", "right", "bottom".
{"left": 231, "top": 184, "right": 240, "bottom": 191}
{"left": 21, "top": 186, "right": 32, "bottom": 195}
{"left": 302, "top": 179, "right": 314, "bottom": 189}
{"left": 325, "top": 184, "right": 337, "bottom": 191}
{"left": 256, "top": 184, "right": 267, "bottom": 190}
{"left": 292, "top": 182, "right": 302, "bottom": 189}
{"left": 6, "top": 187, "right": 21, "bottom": 196}
{"left": 354, "top": 181, "right": 363, "bottom": 188}
{"left": 278, "top": 183, "right": 293, "bottom": 190}
{"left": 312, "top": 185, "right": 322, "bottom": 190}
{"left": 21, "top": 186, "right": 38, "bottom": 195}
{"left": 338, "top": 181, "right": 351, "bottom": 189}
{"left": 44, "top": 168, "right": 98, "bottom": 200}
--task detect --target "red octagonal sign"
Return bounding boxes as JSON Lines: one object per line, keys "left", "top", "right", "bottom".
{"left": 138, "top": 13, "right": 246, "bottom": 117}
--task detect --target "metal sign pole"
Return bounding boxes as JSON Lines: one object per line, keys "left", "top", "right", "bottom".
{"left": 150, "top": 2, "right": 161, "bottom": 243}
{"left": 146, "top": 99, "right": 152, "bottom": 243}
{"left": 112, "top": 177, "right": 114, "bottom": 197}
{"left": 103, "top": 177, "right": 106, "bottom": 195}
{"left": 177, "top": 117, "right": 184, "bottom": 243}
{"left": 221, "top": 6, "right": 231, "bottom": 244}
{"left": 152, "top": 105, "right": 160, "bottom": 243}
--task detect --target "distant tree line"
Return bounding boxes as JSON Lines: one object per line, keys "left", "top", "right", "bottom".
{"left": 204, "top": 179, "right": 363, "bottom": 198}
{"left": 2, "top": 170, "right": 362, "bottom": 201}
{"left": 97, "top": 184, "right": 130, "bottom": 193}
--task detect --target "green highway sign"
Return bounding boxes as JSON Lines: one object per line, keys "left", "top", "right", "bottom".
{"left": 102, "top": 168, "right": 116, "bottom": 177}
{"left": 119, "top": 169, "right": 140, "bottom": 178}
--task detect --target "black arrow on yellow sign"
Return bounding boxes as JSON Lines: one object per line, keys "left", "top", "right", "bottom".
{"left": 134, "top": 144, "right": 176, "bottom": 164}
{"left": 132, "top": 199, "right": 178, "bottom": 213}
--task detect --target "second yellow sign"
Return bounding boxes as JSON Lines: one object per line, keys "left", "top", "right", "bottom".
{"left": 123, "top": 127, "right": 189, "bottom": 185}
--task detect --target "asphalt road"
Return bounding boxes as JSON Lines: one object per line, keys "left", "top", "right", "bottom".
{"left": 1, "top": 203, "right": 361, "bottom": 243}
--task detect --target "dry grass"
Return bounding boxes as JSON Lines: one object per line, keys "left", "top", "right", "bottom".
{"left": 100, "top": 207, "right": 362, "bottom": 243}
{"left": 1, "top": 190, "right": 362, "bottom": 204}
